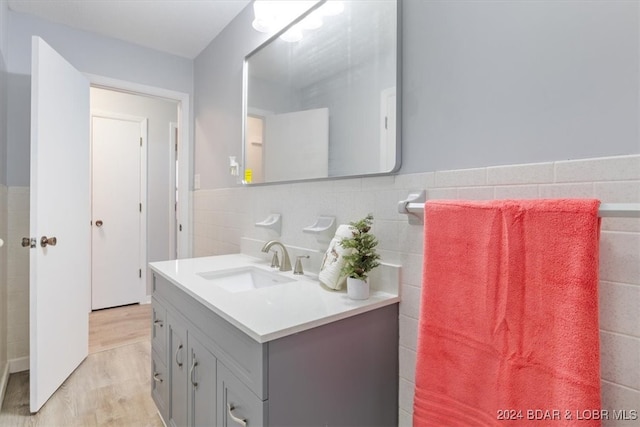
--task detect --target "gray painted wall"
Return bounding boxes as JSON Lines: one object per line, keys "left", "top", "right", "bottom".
{"left": 7, "top": 11, "right": 193, "bottom": 91}
{"left": 6, "top": 10, "right": 194, "bottom": 186}
{"left": 194, "top": 0, "right": 639, "bottom": 190}
{"left": 0, "top": 1, "right": 7, "bottom": 185}
{"left": 194, "top": 5, "right": 270, "bottom": 190}
{"left": 402, "top": 0, "right": 639, "bottom": 173}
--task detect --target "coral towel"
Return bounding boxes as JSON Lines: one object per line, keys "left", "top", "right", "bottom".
{"left": 414, "top": 199, "right": 602, "bottom": 427}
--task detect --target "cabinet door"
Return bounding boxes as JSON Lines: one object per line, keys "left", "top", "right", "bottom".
{"left": 188, "top": 333, "right": 217, "bottom": 427}
{"left": 168, "top": 314, "right": 188, "bottom": 427}
{"left": 152, "top": 297, "right": 167, "bottom": 363}
{"left": 151, "top": 353, "right": 169, "bottom": 422}
{"left": 217, "top": 362, "right": 266, "bottom": 427}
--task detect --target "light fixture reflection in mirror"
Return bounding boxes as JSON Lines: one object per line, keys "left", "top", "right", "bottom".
{"left": 244, "top": 0, "right": 399, "bottom": 185}
{"left": 252, "top": 1, "right": 345, "bottom": 43}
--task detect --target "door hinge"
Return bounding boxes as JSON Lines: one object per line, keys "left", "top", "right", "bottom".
{"left": 385, "top": 116, "right": 388, "bottom": 130}
{"left": 139, "top": 269, "right": 142, "bottom": 278}
{"left": 21, "top": 237, "right": 36, "bottom": 248}
{"left": 140, "top": 137, "right": 143, "bottom": 147}
{"left": 139, "top": 203, "right": 142, "bottom": 212}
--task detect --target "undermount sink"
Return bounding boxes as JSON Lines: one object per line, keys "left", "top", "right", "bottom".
{"left": 197, "top": 266, "right": 295, "bottom": 293}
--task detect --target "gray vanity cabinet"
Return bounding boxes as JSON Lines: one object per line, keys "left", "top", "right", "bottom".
{"left": 151, "top": 272, "right": 399, "bottom": 427}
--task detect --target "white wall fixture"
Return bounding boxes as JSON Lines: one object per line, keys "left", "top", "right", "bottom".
{"left": 397, "top": 190, "right": 426, "bottom": 225}
{"left": 0, "top": 238, "right": 4, "bottom": 247}
{"left": 303, "top": 216, "right": 336, "bottom": 243}
{"left": 255, "top": 213, "right": 282, "bottom": 235}
{"left": 229, "top": 156, "right": 239, "bottom": 176}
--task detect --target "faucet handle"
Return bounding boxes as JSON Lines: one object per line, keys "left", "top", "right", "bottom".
{"left": 294, "top": 255, "right": 310, "bottom": 275}
{"left": 270, "top": 251, "right": 280, "bottom": 269}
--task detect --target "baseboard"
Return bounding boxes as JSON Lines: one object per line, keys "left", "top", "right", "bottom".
{"left": 0, "top": 361, "right": 9, "bottom": 408}
{"left": 9, "top": 356, "right": 29, "bottom": 373}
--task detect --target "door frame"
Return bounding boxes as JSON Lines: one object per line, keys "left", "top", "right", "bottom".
{"left": 90, "top": 111, "right": 148, "bottom": 306}
{"left": 169, "top": 121, "right": 179, "bottom": 260}
{"left": 85, "top": 73, "right": 192, "bottom": 262}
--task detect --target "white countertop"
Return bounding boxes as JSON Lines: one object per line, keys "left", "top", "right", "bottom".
{"left": 149, "top": 254, "right": 400, "bottom": 344}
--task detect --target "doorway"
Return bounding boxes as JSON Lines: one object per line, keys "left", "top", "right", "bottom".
{"left": 90, "top": 86, "right": 180, "bottom": 309}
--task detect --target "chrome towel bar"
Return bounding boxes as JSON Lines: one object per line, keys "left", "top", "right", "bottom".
{"left": 398, "top": 191, "right": 640, "bottom": 224}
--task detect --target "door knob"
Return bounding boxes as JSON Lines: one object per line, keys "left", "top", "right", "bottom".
{"left": 40, "top": 236, "right": 57, "bottom": 247}
{"left": 95, "top": 220, "right": 103, "bottom": 227}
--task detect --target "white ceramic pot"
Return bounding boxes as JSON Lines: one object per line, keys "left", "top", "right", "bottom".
{"left": 347, "top": 277, "right": 370, "bottom": 300}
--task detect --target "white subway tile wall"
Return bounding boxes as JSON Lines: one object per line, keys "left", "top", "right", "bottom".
{"left": 4, "top": 155, "right": 638, "bottom": 425}
{"left": 193, "top": 155, "right": 639, "bottom": 426}
{"left": 6, "top": 186, "right": 28, "bottom": 363}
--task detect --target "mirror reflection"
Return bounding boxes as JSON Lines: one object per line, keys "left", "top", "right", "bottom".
{"left": 243, "top": 0, "right": 399, "bottom": 184}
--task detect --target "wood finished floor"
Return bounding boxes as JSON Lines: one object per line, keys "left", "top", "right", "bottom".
{"left": 89, "top": 303, "right": 153, "bottom": 354}
{"left": 0, "top": 304, "right": 163, "bottom": 426}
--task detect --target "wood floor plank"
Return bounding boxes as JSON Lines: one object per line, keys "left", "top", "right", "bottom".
{"left": 0, "top": 304, "right": 162, "bottom": 426}
{"left": 89, "top": 303, "right": 152, "bottom": 354}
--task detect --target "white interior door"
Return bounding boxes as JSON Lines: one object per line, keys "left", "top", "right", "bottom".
{"left": 264, "top": 108, "right": 329, "bottom": 182}
{"left": 91, "top": 114, "right": 144, "bottom": 310}
{"left": 29, "top": 37, "right": 90, "bottom": 413}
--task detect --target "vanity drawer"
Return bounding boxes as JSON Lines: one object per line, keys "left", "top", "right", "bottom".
{"left": 151, "top": 353, "right": 169, "bottom": 422}
{"left": 151, "top": 297, "right": 167, "bottom": 363}
{"left": 217, "top": 361, "right": 266, "bottom": 426}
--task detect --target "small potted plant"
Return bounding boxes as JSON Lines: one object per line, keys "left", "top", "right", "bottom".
{"left": 340, "top": 214, "right": 381, "bottom": 300}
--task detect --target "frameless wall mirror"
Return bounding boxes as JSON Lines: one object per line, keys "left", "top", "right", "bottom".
{"left": 243, "top": 0, "right": 400, "bottom": 184}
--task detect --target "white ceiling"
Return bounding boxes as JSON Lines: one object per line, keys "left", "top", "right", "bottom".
{"left": 7, "top": 0, "right": 252, "bottom": 59}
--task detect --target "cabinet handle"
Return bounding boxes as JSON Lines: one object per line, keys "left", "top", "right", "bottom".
{"left": 227, "top": 403, "right": 247, "bottom": 427}
{"left": 154, "top": 319, "right": 164, "bottom": 327}
{"left": 153, "top": 372, "right": 163, "bottom": 383}
{"left": 190, "top": 358, "right": 198, "bottom": 388}
{"left": 175, "top": 344, "right": 183, "bottom": 367}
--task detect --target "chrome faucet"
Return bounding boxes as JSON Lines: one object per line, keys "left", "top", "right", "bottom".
{"left": 261, "top": 240, "right": 292, "bottom": 272}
